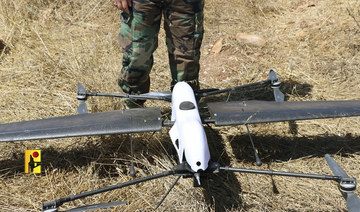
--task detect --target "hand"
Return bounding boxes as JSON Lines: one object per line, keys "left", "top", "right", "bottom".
{"left": 113, "top": 0, "right": 132, "bottom": 14}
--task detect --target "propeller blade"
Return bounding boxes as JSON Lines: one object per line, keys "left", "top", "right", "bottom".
{"left": 325, "top": 154, "right": 349, "bottom": 178}
{"left": 77, "top": 100, "right": 88, "bottom": 114}
{"left": 268, "top": 69, "right": 278, "bottom": 81}
{"left": 58, "top": 201, "right": 127, "bottom": 212}
{"left": 346, "top": 192, "right": 360, "bottom": 212}
{"left": 268, "top": 70, "right": 285, "bottom": 102}
{"left": 325, "top": 154, "right": 360, "bottom": 212}
{"left": 273, "top": 87, "right": 285, "bottom": 102}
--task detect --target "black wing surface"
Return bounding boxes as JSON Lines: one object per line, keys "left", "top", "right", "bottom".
{"left": 208, "top": 100, "right": 360, "bottom": 126}
{"left": 0, "top": 107, "right": 162, "bottom": 142}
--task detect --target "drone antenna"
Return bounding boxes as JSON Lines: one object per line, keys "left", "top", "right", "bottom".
{"left": 245, "top": 124, "right": 262, "bottom": 166}
{"left": 130, "top": 133, "right": 135, "bottom": 177}
{"left": 154, "top": 176, "right": 181, "bottom": 210}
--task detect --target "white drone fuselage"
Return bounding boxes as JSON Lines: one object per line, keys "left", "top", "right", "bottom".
{"left": 169, "top": 82, "right": 210, "bottom": 173}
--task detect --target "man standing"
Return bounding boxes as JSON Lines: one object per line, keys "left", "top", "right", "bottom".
{"left": 113, "top": 0, "right": 204, "bottom": 107}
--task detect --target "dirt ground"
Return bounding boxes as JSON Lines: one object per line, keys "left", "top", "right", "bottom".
{"left": 1, "top": 0, "right": 360, "bottom": 211}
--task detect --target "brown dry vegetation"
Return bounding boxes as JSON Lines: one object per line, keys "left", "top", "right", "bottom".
{"left": 1, "top": 0, "right": 360, "bottom": 211}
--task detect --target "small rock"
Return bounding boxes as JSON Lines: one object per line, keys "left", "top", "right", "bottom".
{"left": 211, "top": 37, "right": 224, "bottom": 53}
{"left": 235, "top": 33, "right": 266, "bottom": 47}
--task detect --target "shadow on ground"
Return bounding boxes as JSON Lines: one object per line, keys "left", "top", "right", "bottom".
{"left": 229, "top": 133, "right": 360, "bottom": 164}
{"left": 198, "top": 80, "right": 313, "bottom": 119}
{"left": 201, "top": 126, "right": 245, "bottom": 211}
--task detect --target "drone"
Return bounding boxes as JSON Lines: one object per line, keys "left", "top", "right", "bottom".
{"left": 1, "top": 70, "right": 360, "bottom": 212}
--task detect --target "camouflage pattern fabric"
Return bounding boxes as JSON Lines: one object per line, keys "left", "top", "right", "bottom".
{"left": 118, "top": 0, "right": 204, "bottom": 94}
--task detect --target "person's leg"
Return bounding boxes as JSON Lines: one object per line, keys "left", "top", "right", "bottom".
{"left": 118, "top": 0, "right": 163, "bottom": 95}
{"left": 164, "top": 0, "right": 204, "bottom": 91}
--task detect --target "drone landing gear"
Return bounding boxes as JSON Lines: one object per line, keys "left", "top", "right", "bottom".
{"left": 245, "top": 124, "right": 262, "bottom": 166}
{"left": 154, "top": 176, "right": 181, "bottom": 210}
{"left": 129, "top": 133, "right": 135, "bottom": 177}
{"left": 240, "top": 70, "right": 284, "bottom": 166}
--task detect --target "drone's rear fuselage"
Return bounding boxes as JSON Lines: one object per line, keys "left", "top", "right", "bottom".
{"left": 169, "top": 82, "right": 210, "bottom": 173}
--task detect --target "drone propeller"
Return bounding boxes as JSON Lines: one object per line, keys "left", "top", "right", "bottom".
{"left": 346, "top": 193, "right": 360, "bottom": 212}
{"left": 77, "top": 82, "right": 88, "bottom": 114}
{"left": 268, "top": 69, "right": 285, "bottom": 102}
{"left": 218, "top": 154, "right": 360, "bottom": 211}
{"left": 77, "top": 100, "right": 88, "bottom": 114}
{"left": 272, "top": 86, "right": 285, "bottom": 102}
{"left": 325, "top": 154, "right": 360, "bottom": 212}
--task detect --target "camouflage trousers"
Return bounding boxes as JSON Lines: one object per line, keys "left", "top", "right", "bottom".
{"left": 118, "top": 0, "right": 204, "bottom": 94}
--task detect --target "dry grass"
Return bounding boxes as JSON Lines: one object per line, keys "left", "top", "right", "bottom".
{"left": 1, "top": 0, "right": 360, "bottom": 211}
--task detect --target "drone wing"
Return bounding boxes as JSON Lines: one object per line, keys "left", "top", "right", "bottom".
{"left": 208, "top": 100, "right": 360, "bottom": 126}
{"left": 0, "top": 108, "right": 162, "bottom": 142}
